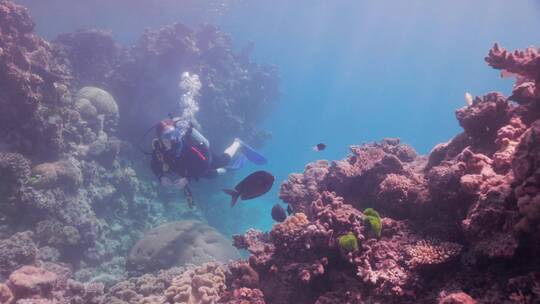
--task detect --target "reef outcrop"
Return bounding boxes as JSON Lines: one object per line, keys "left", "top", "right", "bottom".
{"left": 227, "top": 42, "right": 540, "bottom": 303}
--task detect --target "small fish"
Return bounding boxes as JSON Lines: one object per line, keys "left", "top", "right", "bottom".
{"left": 271, "top": 204, "right": 287, "bottom": 222}
{"left": 184, "top": 186, "right": 195, "bottom": 209}
{"left": 286, "top": 204, "right": 293, "bottom": 215}
{"left": 464, "top": 92, "right": 473, "bottom": 106}
{"left": 313, "top": 143, "right": 326, "bottom": 152}
{"left": 223, "top": 170, "right": 275, "bottom": 207}
{"left": 500, "top": 69, "right": 518, "bottom": 79}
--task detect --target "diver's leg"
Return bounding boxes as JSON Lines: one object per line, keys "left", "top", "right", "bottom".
{"left": 212, "top": 153, "right": 232, "bottom": 169}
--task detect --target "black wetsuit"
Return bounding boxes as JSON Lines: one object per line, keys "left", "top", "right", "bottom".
{"left": 151, "top": 135, "right": 230, "bottom": 181}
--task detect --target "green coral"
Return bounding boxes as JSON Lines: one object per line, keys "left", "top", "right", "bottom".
{"left": 28, "top": 175, "right": 40, "bottom": 185}
{"left": 363, "top": 208, "right": 382, "bottom": 238}
{"left": 338, "top": 232, "right": 359, "bottom": 253}
{"left": 363, "top": 208, "right": 380, "bottom": 219}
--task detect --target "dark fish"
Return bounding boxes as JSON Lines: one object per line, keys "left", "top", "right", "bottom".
{"left": 287, "top": 204, "right": 293, "bottom": 215}
{"left": 313, "top": 143, "right": 326, "bottom": 152}
{"left": 223, "top": 170, "right": 274, "bottom": 207}
{"left": 271, "top": 204, "right": 287, "bottom": 222}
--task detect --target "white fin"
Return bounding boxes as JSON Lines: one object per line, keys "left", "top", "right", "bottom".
{"left": 464, "top": 92, "right": 473, "bottom": 106}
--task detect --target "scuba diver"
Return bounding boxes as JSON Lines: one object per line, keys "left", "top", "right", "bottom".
{"left": 149, "top": 117, "right": 266, "bottom": 193}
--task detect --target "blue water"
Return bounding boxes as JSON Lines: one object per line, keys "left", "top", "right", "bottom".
{"left": 20, "top": 0, "right": 540, "bottom": 235}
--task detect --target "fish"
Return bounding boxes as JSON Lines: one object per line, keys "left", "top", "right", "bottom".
{"left": 313, "top": 143, "right": 326, "bottom": 152}
{"left": 271, "top": 204, "right": 287, "bottom": 222}
{"left": 223, "top": 170, "right": 275, "bottom": 207}
{"left": 500, "top": 69, "right": 518, "bottom": 79}
{"left": 184, "top": 186, "right": 195, "bottom": 209}
{"left": 464, "top": 92, "right": 473, "bottom": 106}
{"left": 287, "top": 204, "right": 293, "bottom": 215}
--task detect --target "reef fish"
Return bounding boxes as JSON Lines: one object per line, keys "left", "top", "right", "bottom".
{"left": 464, "top": 92, "right": 473, "bottom": 106}
{"left": 287, "top": 204, "right": 293, "bottom": 215}
{"left": 223, "top": 170, "right": 274, "bottom": 207}
{"left": 313, "top": 143, "right": 326, "bottom": 152}
{"left": 271, "top": 204, "right": 287, "bottom": 222}
{"left": 500, "top": 69, "right": 518, "bottom": 79}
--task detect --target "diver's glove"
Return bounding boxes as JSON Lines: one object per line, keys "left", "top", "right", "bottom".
{"left": 216, "top": 168, "right": 227, "bottom": 175}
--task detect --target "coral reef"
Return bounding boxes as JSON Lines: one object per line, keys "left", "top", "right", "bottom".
{"left": 0, "top": 0, "right": 277, "bottom": 295}
{"left": 1, "top": 0, "right": 540, "bottom": 303}
{"left": 231, "top": 43, "right": 540, "bottom": 303}
{"left": 0, "top": 263, "right": 105, "bottom": 303}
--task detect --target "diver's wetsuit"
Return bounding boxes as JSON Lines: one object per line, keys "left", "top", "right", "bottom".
{"left": 151, "top": 130, "right": 231, "bottom": 181}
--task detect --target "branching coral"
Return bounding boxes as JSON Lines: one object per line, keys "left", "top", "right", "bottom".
{"left": 404, "top": 239, "right": 463, "bottom": 270}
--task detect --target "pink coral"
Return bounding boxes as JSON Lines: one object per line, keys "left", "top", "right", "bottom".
{"left": 485, "top": 43, "right": 540, "bottom": 83}
{"left": 438, "top": 291, "right": 477, "bottom": 304}
{"left": 8, "top": 266, "right": 57, "bottom": 298}
{"left": 0, "top": 283, "right": 14, "bottom": 304}
{"left": 221, "top": 287, "right": 266, "bottom": 304}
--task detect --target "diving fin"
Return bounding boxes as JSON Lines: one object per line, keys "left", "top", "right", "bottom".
{"left": 236, "top": 139, "right": 267, "bottom": 165}
{"left": 223, "top": 189, "right": 241, "bottom": 207}
{"left": 227, "top": 153, "right": 247, "bottom": 170}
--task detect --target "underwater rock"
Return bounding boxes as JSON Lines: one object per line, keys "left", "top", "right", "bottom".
{"left": 127, "top": 220, "right": 240, "bottom": 273}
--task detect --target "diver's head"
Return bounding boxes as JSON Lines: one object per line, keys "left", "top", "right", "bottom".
{"left": 156, "top": 119, "right": 178, "bottom": 150}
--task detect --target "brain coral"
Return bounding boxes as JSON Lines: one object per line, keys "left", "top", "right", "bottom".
{"left": 75, "top": 86, "right": 119, "bottom": 116}
{"left": 127, "top": 221, "right": 240, "bottom": 273}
